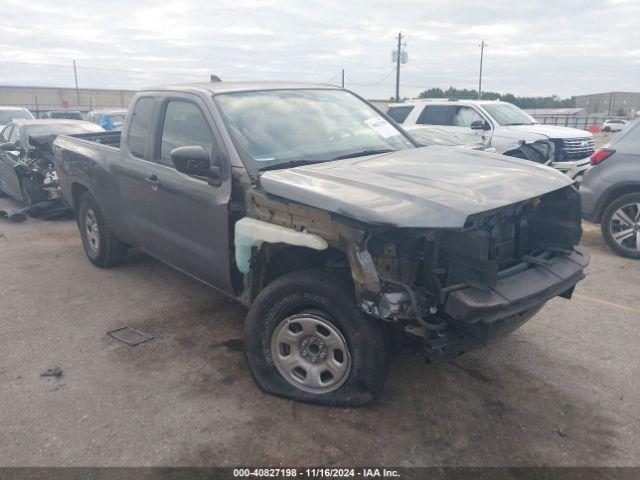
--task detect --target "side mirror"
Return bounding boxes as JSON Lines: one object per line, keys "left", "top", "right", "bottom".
{"left": 470, "top": 120, "right": 490, "bottom": 131}
{"left": 0, "top": 142, "right": 18, "bottom": 151}
{"left": 170, "top": 145, "right": 218, "bottom": 178}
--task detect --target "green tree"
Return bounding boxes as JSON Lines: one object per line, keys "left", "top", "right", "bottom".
{"left": 417, "top": 86, "right": 575, "bottom": 109}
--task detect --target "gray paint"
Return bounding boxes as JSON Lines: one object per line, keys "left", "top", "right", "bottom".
{"left": 580, "top": 119, "right": 640, "bottom": 222}
{"left": 260, "top": 146, "right": 573, "bottom": 228}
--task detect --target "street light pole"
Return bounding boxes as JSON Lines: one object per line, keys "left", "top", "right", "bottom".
{"left": 395, "top": 32, "right": 402, "bottom": 102}
{"left": 73, "top": 60, "right": 80, "bottom": 106}
{"left": 478, "top": 40, "right": 486, "bottom": 100}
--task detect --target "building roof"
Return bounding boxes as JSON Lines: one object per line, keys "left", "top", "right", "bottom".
{"left": 525, "top": 108, "right": 587, "bottom": 115}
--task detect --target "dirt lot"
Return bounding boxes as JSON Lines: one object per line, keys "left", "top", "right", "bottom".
{"left": 0, "top": 195, "right": 638, "bottom": 467}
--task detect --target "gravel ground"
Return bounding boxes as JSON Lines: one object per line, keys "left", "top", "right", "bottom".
{"left": 0, "top": 195, "right": 638, "bottom": 467}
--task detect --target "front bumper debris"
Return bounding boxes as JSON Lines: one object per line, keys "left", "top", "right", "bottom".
{"left": 408, "top": 248, "right": 589, "bottom": 363}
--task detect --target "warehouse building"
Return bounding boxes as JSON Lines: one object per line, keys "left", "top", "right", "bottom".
{"left": 0, "top": 85, "right": 136, "bottom": 115}
{"left": 574, "top": 91, "right": 640, "bottom": 116}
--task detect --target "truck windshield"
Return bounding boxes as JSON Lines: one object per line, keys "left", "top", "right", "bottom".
{"left": 482, "top": 103, "right": 538, "bottom": 126}
{"left": 214, "top": 89, "right": 414, "bottom": 170}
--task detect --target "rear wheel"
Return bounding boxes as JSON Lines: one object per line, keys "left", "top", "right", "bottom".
{"left": 77, "top": 192, "right": 128, "bottom": 267}
{"left": 601, "top": 192, "right": 640, "bottom": 259}
{"left": 244, "top": 269, "right": 390, "bottom": 406}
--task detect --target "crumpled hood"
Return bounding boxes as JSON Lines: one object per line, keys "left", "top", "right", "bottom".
{"left": 506, "top": 124, "right": 593, "bottom": 140}
{"left": 260, "top": 146, "right": 574, "bottom": 228}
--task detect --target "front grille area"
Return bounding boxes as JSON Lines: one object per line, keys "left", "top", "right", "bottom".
{"left": 556, "top": 137, "right": 595, "bottom": 161}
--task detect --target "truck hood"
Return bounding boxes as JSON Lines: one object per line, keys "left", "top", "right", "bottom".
{"left": 506, "top": 124, "right": 593, "bottom": 140}
{"left": 260, "top": 146, "right": 574, "bottom": 228}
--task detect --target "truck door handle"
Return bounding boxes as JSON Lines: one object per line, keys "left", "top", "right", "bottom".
{"left": 144, "top": 175, "right": 161, "bottom": 191}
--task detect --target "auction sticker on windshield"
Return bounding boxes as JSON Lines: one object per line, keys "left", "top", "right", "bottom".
{"left": 364, "top": 116, "right": 400, "bottom": 139}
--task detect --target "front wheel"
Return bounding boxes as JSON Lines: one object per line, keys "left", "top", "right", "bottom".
{"left": 601, "top": 192, "right": 640, "bottom": 259}
{"left": 77, "top": 192, "right": 128, "bottom": 267}
{"left": 244, "top": 269, "right": 390, "bottom": 406}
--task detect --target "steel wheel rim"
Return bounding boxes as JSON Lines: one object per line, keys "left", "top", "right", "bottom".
{"left": 610, "top": 202, "right": 640, "bottom": 252}
{"left": 271, "top": 313, "right": 352, "bottom": 394}
{"left": 84, "top": 208, "right": 100, "bottom": 254}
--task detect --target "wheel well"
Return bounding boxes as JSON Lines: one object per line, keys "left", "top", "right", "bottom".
{"left": 71, "top": 183, "right": 89, "bottom": 211}
{"left": 250, "top": 245, "right": 349, "bottom": 302}
{"left": 597, "top": 184, "right": 640, "bottom": 222}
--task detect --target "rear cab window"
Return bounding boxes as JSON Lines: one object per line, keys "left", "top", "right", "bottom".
{"left": 127, "top": 97, "right": 155, "bottom": 159}
{"left": 386, "top": 106, "right": 414, "bottom": 123}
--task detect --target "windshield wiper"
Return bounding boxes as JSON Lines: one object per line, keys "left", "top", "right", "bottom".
{"left": 258, "top": 159, "right": 325, "bottom": 172}
{"left": 330, "top": 148, "right": 395, "bottom": 161}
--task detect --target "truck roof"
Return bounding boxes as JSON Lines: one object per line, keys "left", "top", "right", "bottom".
{"left": 142, "top": 81, "right": 341, "bottom": 95}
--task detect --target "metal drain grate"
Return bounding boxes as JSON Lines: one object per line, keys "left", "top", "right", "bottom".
{"left": 107, "top": 326, "right": 154, "bottom": 346}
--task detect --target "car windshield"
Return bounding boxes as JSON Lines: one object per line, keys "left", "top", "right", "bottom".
{"left": 24, "top": 123, "right": 104, "bottom": 148}
{"left": 214, "top": 89, "right": 414, "bottom": 171}
{"left": 483, "top": 103, "right": 538, "bottom": 126}
{"left": 0, "top": 109, "right": 34, "bottom": 123}
{"left": 408, "top": 128, "right": 462, "bottom": 146}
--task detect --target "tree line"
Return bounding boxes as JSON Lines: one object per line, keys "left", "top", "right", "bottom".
{"left": 417, "top": 87, "right": 575, "bottom": 109}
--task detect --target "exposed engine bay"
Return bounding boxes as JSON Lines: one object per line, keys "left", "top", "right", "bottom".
{"left": 239, "top": 175, "right": 587, "bottom": 363}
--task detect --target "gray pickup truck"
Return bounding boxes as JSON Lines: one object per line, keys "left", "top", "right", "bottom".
{"left": 50, "top": 82, "right": 589, "bottom": 406}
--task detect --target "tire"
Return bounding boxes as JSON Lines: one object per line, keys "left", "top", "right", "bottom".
{"left": 603, "top": 127, "right": 611, "bottom": 132}
{"left": 601, "top": 192, "right": 640, "bottom": 260}
{"left": 244, "top": 269, "right": 390, "bottom": 406}
{"left": 77, "top": 191, "right": 128, "bottom": 267}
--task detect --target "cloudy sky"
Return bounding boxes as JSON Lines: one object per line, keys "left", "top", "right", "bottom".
{"left": 0, "top": 0, "right": 638, "bottom": 99}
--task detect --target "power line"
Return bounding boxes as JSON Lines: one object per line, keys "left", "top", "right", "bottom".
{"left": 344, "top": 68, "right": 396, "bottom": 87}
{"left": 0, "top": 60, "right": 206, "bottom": 78}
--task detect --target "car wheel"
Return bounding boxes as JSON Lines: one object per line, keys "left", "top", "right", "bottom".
{"left": 244, "top": 269, "right": 390, "bottom": 406}
{"left": 77, "top": 191, "right": 128, "bottom": 267}
{"left": 601, "top": 192, "right": 640, "bottom": 260}
{"left": 603, "top": 127, "right": 611, "bottom": 132}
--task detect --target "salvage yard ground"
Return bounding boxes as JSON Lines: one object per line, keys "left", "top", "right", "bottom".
{"left": 0, "top": 194, "right": 639, "bottom": 467}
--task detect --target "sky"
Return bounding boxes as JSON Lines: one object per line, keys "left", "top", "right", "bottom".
{"left": 0, "top": 0, "right": 638, "bottom": 100}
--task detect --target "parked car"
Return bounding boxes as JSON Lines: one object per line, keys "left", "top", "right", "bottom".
{"left": 581, "top": 119, "right": 640, "bottom": 259}
{"left": 601, "top": 119, "right": 629, "bottom": 132}
{"left": 40, "top": 110, "right": 83, "bottom": 120}
{"left": 48, "top": 82, "right": 588, "bottom": 406}
{"left": 387, "top": 99, "right": 594, "bottom": 179}
{"left": 86, "top": 109, "right": 127, "bottom": 130}
{"left": 403, "top": 125, "right": 496, "bottom": 152}
{"left": 0, "top": 120, "right": 104, "bottom": 205}
{"left": 0, "top": 106, "right": 34, "bottom": 128}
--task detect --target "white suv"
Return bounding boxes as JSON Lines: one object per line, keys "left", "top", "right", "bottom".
{"left": 387, "top": 99, "right": 594, "bottom": 178}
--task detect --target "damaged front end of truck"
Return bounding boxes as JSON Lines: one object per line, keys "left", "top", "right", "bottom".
{"left": 233, "top": 147, "right": 589, "bottom": 363}
{"left": 342, "top": 186, "right": 588, "bottom": 362}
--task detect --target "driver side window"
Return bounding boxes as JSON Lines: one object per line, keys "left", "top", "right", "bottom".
{"left": 159, "top": 100, "right": 216, "bottom": 167}
{"left": 453, "top": 107, "right": 484, "bottom": 127}
{"left": 9, "top": 125, "right": 20, "bottom": 146}
{"left": 0, "top": 125, "right": 12, "bottom": 143}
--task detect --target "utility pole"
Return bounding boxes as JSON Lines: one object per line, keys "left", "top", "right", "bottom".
{"left": 73, "top": 60, "right": 80, "bottom": 106}
{"left": 395, "top": 32, "right": 403, "bottom": 102}
{"left": 608, "top": 91, "right": 614, "bottom": 116}
{"left": 478, "top": 40, "right": 486, "bottom": 100}
{"left": 341, "top": 69, "right": 345, "bottom": 88}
